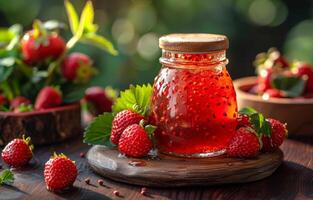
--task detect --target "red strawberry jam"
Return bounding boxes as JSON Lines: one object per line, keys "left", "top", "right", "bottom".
{"left": 151, "top": 34, "right": 238, "bottom": 157}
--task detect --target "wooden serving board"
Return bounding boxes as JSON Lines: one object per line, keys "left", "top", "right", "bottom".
{"left": 87, "top": 145, "right": 283, "bottom": 187}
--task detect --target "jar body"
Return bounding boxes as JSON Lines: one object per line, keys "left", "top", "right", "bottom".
{"left": 151, "top": 51, "right": 238, "bottom": 157}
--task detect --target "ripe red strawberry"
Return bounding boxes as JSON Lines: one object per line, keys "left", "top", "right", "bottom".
{"left": 35, "top": 87, "right": 62, "bottom": 110}
{"left": 0, "top": 95, "right": 7, "bottom": 106}
{"left": 1, "top": 136, "right": 33, "bottom": 167}
{"left": 84, "top": 86, "right": 113, "bottom": 115}
{"left": 61, "top": 53, "right": 95, "bottom": 83}
{"left": 236, "top": 114, "right": 250, "bottom": 128}
{"left": 293, "top": 63, "right": 313, "bottom": 93}
{"left": 263, "top": 88, "right": 283, "bottom": 99}
{"left": 44, "top": 153, "right": 77, "bottom": 191}
{"left": 261, "top": 118, "right": 287, "bottom": 152}
{"left": 21, "top": 31, "right": 65, "bottom": 65}
{"left": 257, "top": 68, "right": 272, "bottom": 93}
{"left": 227, "top": 127, "right": 260, "bottom": 158}
{"left": 10, "top": 96, "right": 31, "bottom": 109}
{"left": 110, "top": 110, "right": 144, "bottom": 145}
{"left": 118, "top": 124, "right": 153, "bottom": 158}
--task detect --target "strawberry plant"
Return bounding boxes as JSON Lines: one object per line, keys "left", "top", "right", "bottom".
{"left": 0, "top": 0, "right": 117, "bottom": 112}
{"left": 84, "top": 84, "right": 154, "bottom": 157}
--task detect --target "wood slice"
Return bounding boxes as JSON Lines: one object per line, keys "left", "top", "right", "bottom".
{"left": 0, "top": 103, "right": 82, "bottom": 146}
{"left": 87, "top": 145, "right": 284, "bottom": 187}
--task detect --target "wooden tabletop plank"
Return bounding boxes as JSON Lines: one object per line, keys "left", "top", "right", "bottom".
{"left": 1, "top": 136, "right": 313, "bottom": 200}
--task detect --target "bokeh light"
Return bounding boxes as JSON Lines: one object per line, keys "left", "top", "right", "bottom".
{"left": 137, "top": 32, "right": 159, "bottom": 61}
{"left": 284, "top": 20, "right": 313, "bottom": 63}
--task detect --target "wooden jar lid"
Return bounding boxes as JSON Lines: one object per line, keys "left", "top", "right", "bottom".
{"left": 159, "top": 33, "right": 229, "bottom": 52}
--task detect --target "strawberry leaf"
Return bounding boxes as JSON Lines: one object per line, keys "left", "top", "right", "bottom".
{"left": 271, "top": 75, "right": 306, "bottom": 97}
{"left": 0, "top": 169, "right": 14, "bottom": 185}
{"left": 238, "top": 107, "right": 257, "bottom": 116}
{"left": 16, "top": 104, "right": 33, "bottom": 112}
{"left": 64, "top": 0, "right": 79, "bottom": 34}
{"left": 83, "top": 112, "right": 115, "bottom": 147}
{"left": 80, "top": 33, "right": 118, "bottom": 56}
{"left": 112, "top": 84, "right": 153, "bottom": 116}
{"left": 0, "top": 57, "right": 15, "bottom": 82}
{"left": 62, "top": 83, "right": 89, "bottom": 103}
{"left": 238, "top": 107, "right": 272, "bottom": 137}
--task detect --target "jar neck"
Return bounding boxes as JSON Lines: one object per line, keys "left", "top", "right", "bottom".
{"left": 159, "top": 50, "right": 228, "bottom": 69}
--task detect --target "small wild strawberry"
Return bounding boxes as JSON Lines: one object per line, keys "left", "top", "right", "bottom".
{"left": 118, "top": 121, "right": 155, "bottom": 158}
{"left": 227, "top": 127, "right": 260, "bottom": 158}
{"left": 261, "top": 118, "right": 287, "bottom": 152}
{"left": 293, "top": 63, "right": 313, "bottom": 93}
{"left": 1, "top": 135, "right": 33, "bottom": 167}
{"left": 262, "top": 88, "right": 283, "bottom": 99}
{"left": 21, "top": 30, "right": 65, "bottom": 65}
{"left": 44, "top": 153, "right": 77, "bottom": 191}
{"left": 85, "top": 86, "right": 114, "bottom": 115}
{"left": 0, "top": 95, "right": 7, "bottom": 106}
{"left": 61, "top": 53, "right": 95, "bottom": 83}
{"left": 35, "top": 86, "right": 62, "bottom": 110}
{"left": 236, "top": 114, "right": 250, "bottom": 128}
{"left": 10, "top": 96, "right": 31, "bottom": 109}
{"left": 110, "top": 110, "right": 144, "bottom": 145}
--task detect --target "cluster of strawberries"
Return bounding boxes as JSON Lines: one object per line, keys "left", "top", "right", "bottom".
{"left": 226, "top": 111, "right": 287, "bottom": 158}
{"left": 0, "top": 24, "right": 97, "bottom": 113}
{"left": 252, "top": 48, "right": 313, "bottom": 98}
{"left": 110, "top": 110, "right": 155, "bottom": 158}
{"left": 1, "top": 136, "right": 77, "bottom": 191}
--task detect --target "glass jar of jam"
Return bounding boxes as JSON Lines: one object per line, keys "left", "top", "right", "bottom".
{"left": 151, "top": 34, "right": 238, "bottom": 157}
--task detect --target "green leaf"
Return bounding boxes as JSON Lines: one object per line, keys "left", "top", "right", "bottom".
{"left": 16, "top": 104, "right": 34, "bottom": 112}
{"left": 0, "top": 24, "right": 22, "bottom": 50}
{"left": 0, "top": 169, "right": 14, "bottom": 185}
{"left": 75, "top": 0, "right": 94, "bottom": 40}
{"left": 80, "top": 1, "right": 98, "bottom": 33}
{"left": 80, "top": 33, "right": 118, "bottom": 56}
{"left": 112, "top": 84, "right": 153, "bottom": 116}
{"left": 239, "top": 107, "right": 272, "bottom": 137}
{"left": 0, "top": 28, "right": 15, "bottom": 47}
{"left": 0, "top": 57, "right": 16, "bottom": 82}
{"left": 64, "top": 0, "right": 79, "bottom": 34}
{"left": 271, "top": 75, "right": 306, "bottom": 97}
{"left": 0, "top": 82, "right": 14, "bottom": 100}
{"left": 238, "top": 107, "right": 257, "bottom": 116}
{"left": 61, "top": 83, "right": 89, "bottom": 103}
{"left": 83, "top": 112, "right": 114, "bottom": 146}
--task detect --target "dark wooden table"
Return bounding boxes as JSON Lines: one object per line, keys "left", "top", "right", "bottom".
{"left": 1, "top": 136, "right": 313, "bottom": 200}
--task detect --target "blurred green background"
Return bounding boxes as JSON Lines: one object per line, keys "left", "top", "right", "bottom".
{"left": 0, "top": 0, "right": 312, "bottom": 89}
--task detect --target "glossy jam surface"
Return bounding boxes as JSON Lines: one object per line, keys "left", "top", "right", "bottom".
{"left": 151, "top": 53, "right": 237, "bottom": 156}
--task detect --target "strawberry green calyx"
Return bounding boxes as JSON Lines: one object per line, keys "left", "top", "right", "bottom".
{"left": 22, "top": 135, "right": 34, "bottom": 153}
{"left": 138, "top": 119, "right": 156, "bottom": 139}
{"left": 0, "top": 169, "right": 14, "bottom": 186}
{"left": 238, "top": 107, "right": 272, "bottom": 137}
{"left": 75, "top": 64, "right": 97, "bottom": 84}
{"left": 52, "top": 152, "right": 67, "bottom": 159}
{"left": 16, "top": 104, "right": 33, "bottom": 113}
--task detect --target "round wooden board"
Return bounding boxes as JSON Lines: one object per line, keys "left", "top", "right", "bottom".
{"left": 87, "top": 145, "right": 284, "bottom": 187}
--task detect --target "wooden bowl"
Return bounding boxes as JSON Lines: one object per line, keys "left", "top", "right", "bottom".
{"left": 0, "top": 103, "right": 82, "bottom": 146}
{"left": 234, "top": 76, "right": 313, "bottom": 136}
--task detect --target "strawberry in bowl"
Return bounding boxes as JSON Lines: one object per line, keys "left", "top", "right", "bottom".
{"left": 234, "top": 48, "right": 313, "bottom": 135}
